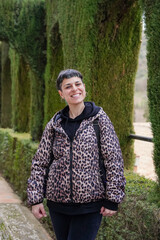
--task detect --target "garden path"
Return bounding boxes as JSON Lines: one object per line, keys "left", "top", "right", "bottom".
{"left": 0, "top": 174, "right": 53, "bottom": 240}
{"left": 133, "top": 122, "right": 157, "bottom": 181}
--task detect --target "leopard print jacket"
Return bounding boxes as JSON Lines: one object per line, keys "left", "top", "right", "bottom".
{"left": 27, "top": 108, "right": 126, "bottom": 206}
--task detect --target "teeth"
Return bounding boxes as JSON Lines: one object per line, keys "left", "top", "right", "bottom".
{"left": 72, "top": 94, "right": 80, "bottom": 97}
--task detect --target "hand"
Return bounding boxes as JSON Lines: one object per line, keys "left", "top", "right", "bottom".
{"left": 100, "top": 206, "right": 117, "bottom": 217}
{"left": 32, "top": 203, "right": 47, "bottom": 219}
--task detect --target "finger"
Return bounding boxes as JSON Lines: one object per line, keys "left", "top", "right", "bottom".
{"left": 32, "top": 204, "right": 46, "bottom": 219}
{"left": 40, "top": 205, "right": 47, "bottom": 217}
{"left": 100, "top": 206, "right": 105, "bottom": 214}
{"left": 102, "top": 209, "right": 117, "bottom": 217}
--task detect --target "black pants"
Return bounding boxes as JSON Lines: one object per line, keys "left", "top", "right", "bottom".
{"left": 48, "top": 210, "right": 102, "bottom": 240}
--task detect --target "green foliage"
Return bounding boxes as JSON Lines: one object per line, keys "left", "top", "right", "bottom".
{"left": 29, "top": 70, "right": 45, "bottom": 141}
{"left": 10, "top": 48, "right": 30, "bottom": 132}
{"left": 0, "top": 128, "right": 37, "bottom": 201}
{"left": 0, "top": 0, "right": 46, "bottom": 141}
{"left": 0, "top": 0, "right": 142, "bottom": 165}
{"left": 0, "top": 42, "right": 1, "bottom": 122}
{"left": 96, "top": 172, "right": 160, "bottom": 240}
{"left": 92, "top": 0, "right": 142, "bottom": 168}
{"left": 0, "top": 130, "right": 159, "bottom": 239}
{"left": 44, "top": 4, "right": 65, "bottom": 125}
{"left": 0, "top": 0, "right": 46, "bottom": 76}
{"left": 143, "top": 0, "right": 160, "bottom": 183}
{"left": 45, "top": 0, "right": 142, "bottom": 168}
{"left": 0, "top": 42, "right": 12, "bottom": 128}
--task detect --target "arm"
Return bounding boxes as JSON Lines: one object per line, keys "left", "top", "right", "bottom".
{"left": 99, "top": 111, "right": 126, "bottom": 206}
{"left": 27, "top": 122, "right": 54, "bottom": 206}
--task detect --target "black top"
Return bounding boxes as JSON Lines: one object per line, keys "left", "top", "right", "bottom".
{"left": 47, "top": 102, "right": 118, "bottom": 214}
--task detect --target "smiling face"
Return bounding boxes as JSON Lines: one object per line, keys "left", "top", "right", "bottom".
{"left": 58, "top": 77, "right": 86, "bottom": 106}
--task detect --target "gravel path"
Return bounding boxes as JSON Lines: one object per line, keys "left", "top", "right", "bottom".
{"left": 133, "top": 122, "right": 158, "bottom": 181}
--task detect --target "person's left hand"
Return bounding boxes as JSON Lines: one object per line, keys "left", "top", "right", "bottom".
{"left": 100, "top": 206, "right": 117, "bottom": 217}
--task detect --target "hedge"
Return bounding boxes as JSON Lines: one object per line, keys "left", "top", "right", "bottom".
{"left": 0, "top": 0, "right": 46, "bottom": 140}
{"left": 44, "top": 0, "right": 142, "bottom": 168}
{"left": 142, "top": 0, "right": 160, "bottom": 184}
{"left": 0, "top": 129, "right": 159, "bottom": 240}
{"left": 0, "top": 42, "right": 12, "bottom": 128}
{"left": 9, "top": 48, "right": 30, "bottom": 132}
{"left": 0, "top": 0, "right": 142, "bottom": 168}
{"left": 0, "top": 128, "right": 37, "bottom": 201}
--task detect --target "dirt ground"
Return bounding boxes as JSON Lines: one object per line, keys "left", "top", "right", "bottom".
{"left": 133, "top": 122, "right": 157, "bottom": 181}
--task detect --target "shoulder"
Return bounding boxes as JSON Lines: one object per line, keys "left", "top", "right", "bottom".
{"left": 45, "top": 111, "right": 62, "bottom": 130}
{"left": 96, "top": 108, "right": 112, "bottom": 124}
{"left": 95, "top": 108, "right": 115, "bottom": 133}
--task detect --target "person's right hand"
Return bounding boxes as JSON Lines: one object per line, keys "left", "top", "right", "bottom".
{"left": 32, "top": 203, "right": 47, "bottom": 219}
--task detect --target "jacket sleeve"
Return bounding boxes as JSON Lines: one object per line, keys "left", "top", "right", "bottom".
{"left": 99, "top": 111, "right": 126, "bottom": 204}
{"left": 27, "top": 123, "right": 54, "bottom": 206}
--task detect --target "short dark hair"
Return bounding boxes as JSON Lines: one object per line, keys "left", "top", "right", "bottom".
{"left": 56, "top": 69, "right": 83, "bottom": 90}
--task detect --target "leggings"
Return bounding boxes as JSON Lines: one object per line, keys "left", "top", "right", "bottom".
{"left": 48, "top": 210, "right": 102, "bottom": 240}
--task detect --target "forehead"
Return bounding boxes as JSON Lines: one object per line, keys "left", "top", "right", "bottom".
{"left": 62, "top": 77, "right": 82, "bottom": 86}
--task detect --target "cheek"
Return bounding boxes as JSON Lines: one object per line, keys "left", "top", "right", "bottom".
{"left": 82, "top": 87, "right": 86, "bottom": 95}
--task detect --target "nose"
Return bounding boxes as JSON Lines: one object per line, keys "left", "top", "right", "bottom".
{"left": 72, "top": 84, "right": 77, "bottom": 91}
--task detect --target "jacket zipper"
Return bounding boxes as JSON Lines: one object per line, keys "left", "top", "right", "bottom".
{"left": 69, "top": 140, "right": 73, "bottom": 202}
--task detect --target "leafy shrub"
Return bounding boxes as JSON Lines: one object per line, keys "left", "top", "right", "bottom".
{"left": 96, "top": 172, "right": 160, "bottom": 240}
{"left": 0, "top": 128, "right": 37, "bottom": 201}
{"left": 0, "top": 130, "right": 159, "bottom": 239}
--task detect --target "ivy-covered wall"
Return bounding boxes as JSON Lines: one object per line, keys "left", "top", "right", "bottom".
{"left": 143, "top": 0, "right": 160, "bottom": 183}
{"left": 44, "top": 0, "right": 142, "bottom": 167}
{"left": 0, "top": 42, "right": 12, "bottom": 128}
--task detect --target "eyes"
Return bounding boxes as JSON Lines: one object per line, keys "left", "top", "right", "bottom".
{"left": 65, "top": 82, "right": 82, "bottom": 89}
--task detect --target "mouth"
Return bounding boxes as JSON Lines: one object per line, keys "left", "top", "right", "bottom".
{"left": 71, "top": 93, "right": 81, "bottom": 98}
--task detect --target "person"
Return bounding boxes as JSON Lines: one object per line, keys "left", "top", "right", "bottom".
{"left": 27, "top": 69, "right": 126, "bottom": 240}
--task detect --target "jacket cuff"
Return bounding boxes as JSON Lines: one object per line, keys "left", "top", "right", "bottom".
{"left": 103, "top": 199, "right": 118, "bottom": 211}
{"left": 29, "top": 201, "right": 43, "bottom": 206}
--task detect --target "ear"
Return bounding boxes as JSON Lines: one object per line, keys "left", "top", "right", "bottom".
{"left": 58, "top": 90, "right": 64, "bottom": 99}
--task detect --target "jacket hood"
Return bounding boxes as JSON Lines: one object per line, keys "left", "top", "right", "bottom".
{"left": 60, "top": 101, "right": 101, "bottom": 122}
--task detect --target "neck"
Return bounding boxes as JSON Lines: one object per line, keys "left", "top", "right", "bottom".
{"left": 69, "top": 102, "right": 85, "bottom": 119}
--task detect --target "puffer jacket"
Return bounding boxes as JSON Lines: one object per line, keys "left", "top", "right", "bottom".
{"left": 27, "top": 108, "right": 126, "bottom": 206}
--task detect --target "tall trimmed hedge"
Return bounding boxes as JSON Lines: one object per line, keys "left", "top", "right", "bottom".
{"left": 143, "top": 0, "right": 160, "bottom": 183}
{"left": 0, "top": 42, "right": 1, "bottom": 123}
{"left": 44, "top": 4, "right": 65, "bottom": 126}
{"left": 0, "top": 42, "right": 12, "bottom": 128}
{"left": 0, "top": 0, "right": 46, "bottom": 140}
{"left": 44, "top": 0, "right": 142, "bottom": 167}
{"left": 0, "top": 0, "right": 143, "bottom": 168}
{"left": 10, "top": 48, "right": 30, "bottom": 132}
